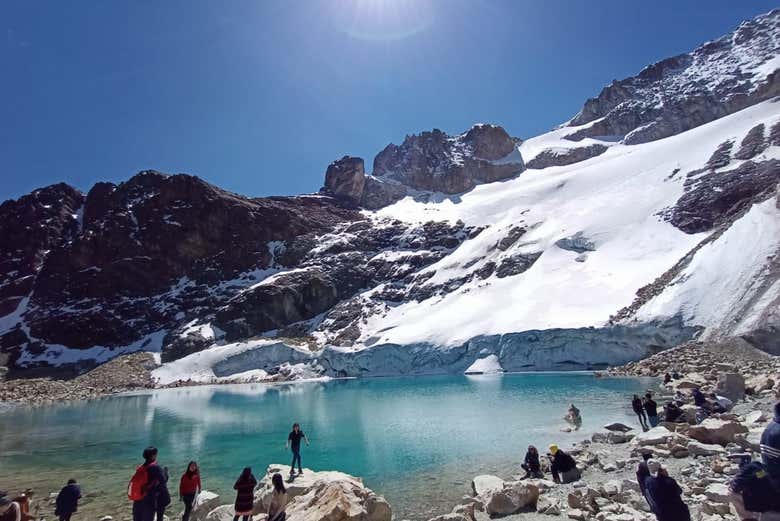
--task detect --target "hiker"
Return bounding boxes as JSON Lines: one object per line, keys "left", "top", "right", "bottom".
{"left": 179, "top": 461, "right": 201, "bottom": 521}
{"left": 633, "top": 395, "right": 649, "bottom": 431}
{"left": 129, "top": 447, "right": 166, "bottom": 521}
{"left": 663, "top": 373, "right": 672, "bottom": 385}
{"left": 521, "top": 445, "right": 543, "bottom": 479}
{"left": 636, "top": 453, "right": 652, "bottom": 503}
{"left": 644, "top": 393, "right": 659, "bottom": 428}
{"left": 55, "top": 479, "right": 82, "bottom": 521}
{"left": 709, "top": 393, "right": 733, "bottom": 413}
{"left": 156, "top": 467, "right": 171, "bottom": 521}
{"left": 564, "top": 404, "right": 582, "bottom": 430}
{"left": 0, "top": 492, "right": 21, "bottom": 521}
{"left": 761, "top": 402, "right": 780, "bottom": 488}
{"left": 267, "top": 474, "right": 288, "bottom": 521}
{"left": 692, "top": 388, "right": 707, "bottom": 407}
{"left": 286, "top": 423, "right": 309, "bottom": 476}
{"left": 728, "top": 453, "right": 778, "bottom": 520}
{"left": 643, "top": 460, "right": 690, "bottom": 521}
{"left": 232, "top": 467, "right": 257, "bottom": 521}
{"left": 549, "top": 444, "right": 581, "bottom": 484}
{"left": 664, "top": 401, "right": 684, "bottom": 423}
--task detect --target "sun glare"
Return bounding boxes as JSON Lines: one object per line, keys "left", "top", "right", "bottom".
{"left": 332, "top": 0, "right": 436, "bottom": 42}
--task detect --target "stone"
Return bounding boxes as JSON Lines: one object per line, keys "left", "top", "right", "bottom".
{"left": 99, "top": 517, "right": 113, "bottom": 521}
{"left": 567, "top": 509, "right": 586, "bottom": 521}
{"left": 704, "top": 483, "right": 731, "bottom": 503}
{"left": 746, "top": 376, "right": 775, "bottom": 394}
{"left": 191, "top": 491, "right": 221, "bottom": 521}
{"left": 715, "top": 373, "right": 745, "bottom": 402}
{"left": 537, "top": 496, "right": 561, "bottom": 516}
{"left": 204, "top": 505, "right": 234, "bottom": 521}
{"left": 603, "top": 423, "right": 633, "bottom": 433}
{"left": 688, "top": 419, "right": 748, "bottom": 446}
{"left": 472, "top": 475, "right": 505, "bottom": 497}
{"left": 632, "top": 426, "right": 673, "bottom": 446}
{"left": 322, "top": 156, "right": 367, "bottom": 205}
{"left": 484, "top": 481, "right": 540, "bottom": 517}
{"left": 745, "top": 410, "right": 768, "bottom": 425}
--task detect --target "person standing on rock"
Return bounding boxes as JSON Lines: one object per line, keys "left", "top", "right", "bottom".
{"left": 267, "top": 474, "right": 288, "bottom": 521}
{"left": 521, "top": 445, "right": 543, "bottom": 479}
{"left": 179, "top": 461, "right": 201, "bottom": 521}
{"left": 232, "top": 467, "right": 257, "bottom": 521}
{"left": 128, "top": 446, "right": 166, "bottom": 521}
{"left": 644, "top": 393, "right": 659, "bottom": 428}
{"left": 644, "top": 460, "right": 690, "bottom": 521}
{"left": 55, "top": 479, "right": 82, "bottom": 521}
{"left": 549, "top": 444, "right": 580, "bottom": 484}
{"left": 632, "top": 395, "right": 649, "bottom": 431}
{"left": 286, "top": 423, "right": 309, "bottom": 476}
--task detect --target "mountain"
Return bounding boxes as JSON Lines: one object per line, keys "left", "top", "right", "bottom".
{"left": 2, "top": 10, "right": 779, "bottom": 382}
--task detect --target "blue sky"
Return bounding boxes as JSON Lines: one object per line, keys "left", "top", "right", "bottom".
{"left": 1, "top": 0, "right": 777, "bottom": 201}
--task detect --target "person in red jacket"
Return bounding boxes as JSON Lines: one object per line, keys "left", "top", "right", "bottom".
{"left": 179, "top": 461, "right": 201, "bottom": 521}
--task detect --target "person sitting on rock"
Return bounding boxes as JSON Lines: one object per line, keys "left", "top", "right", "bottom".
{"left": 663, "top": 373, "right": 672, "bottom": 385}
{"left": 0, "top": 492, "right": 21, "bottom": 521}
{"left": 644, "top": 393, "right": 659, "bottom": 428}
{"left": 692, "top": 388, "right": 706, "bottom": 407}
{"left": 564, "top": 404, "right": 582, "bottom": 431}
{"left": 267, "top": 474, "right": 288, "bottom": 521}
{"left": 232, "top": 467, "right": 257, "bottom": 521}
{"left": 549, "top": 444, "right": 580, "bottom": 484}
{"left": 55, "top": 479, "right": 82, "bottom": 521}
{"left": 633, "top": 395, "right": 649, "bottom": 431}
{"left": 708, "top": 392, "right": 733, "bottom": 413}
{"left": 643, "top": 460, "right": 690, "bottom": 521}
{"left": 636, "top": 452, "right": 652, "bottom": 503}
{"left": 663, "top": 401, "right": 684, "bottom": 423}
{"left": 521, "top": 445, "right": 543, "bottom": 479}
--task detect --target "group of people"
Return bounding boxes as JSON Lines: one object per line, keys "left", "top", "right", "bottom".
{"left": 631, "top": 392, "right": 659, "bottom": 431}
{"left": 0, "top": 423, "right": 311, "bottom": 521}
{"left": 520, "top": 444, "right": 582, "bottom": 484}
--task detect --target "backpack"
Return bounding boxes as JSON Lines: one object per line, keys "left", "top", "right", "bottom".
{"left": 128, "top": 465, "right": 149, "bottom": 501}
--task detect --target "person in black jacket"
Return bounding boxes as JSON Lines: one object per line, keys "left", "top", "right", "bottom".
{"left": 632, "top": 395, "right": 649, "bottom": 431}
{"left": 55, "top": 479, "right": 82, "bottom": 521}
{"left": 644, "top": 393, "right": 659, "bottom": 428}
{"left": 521, "top": 445, "right": 543, "bottom": 479}
{"left": 644, "top": 460, "right": 690, "bottom": 521}
{"left": 761, "top": 402, "right": 780, "bottom": 489}
{"left": 636, "top": 453, "right": 652, "bottom": 503}
{"left": 132, "top": 447, "right": 166, "bottom": 521}
{"left": 549, "top": 444, "right": 580, "bottom": 484}
{"left": 155, "top": 466, "right": 171, "bottom": 521}
{"left": 233, "top": 467, "right": 257, "bottom": 521}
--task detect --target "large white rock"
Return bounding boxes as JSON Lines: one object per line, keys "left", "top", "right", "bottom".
{"left": 465, "top": 355, "right": 504, "bottom": 375}
{"left": 687, "top": 441, "right": 726, "bottom": 457}
{"left": 484, "top": 481, "right": 540, "bottom": 517}
{"left": 191, "top": 491, "right": 221, "bottom": 521}
{"left": 472, "top": 475, "right": 505, "bottom": 497}
{"left": 204, "top": 505, "right": 234, "bottom": 521}
{"left": 248, "top": 464, "right": 390, "bottom": 521}
{"left": 687, "top": 418, "right": 748, "bottom": 446}
{"left": 705, "top": 483, "right": 731, "bottom": 503}
{"left": 632, "top": 426, "right": 673, "bottom": 446}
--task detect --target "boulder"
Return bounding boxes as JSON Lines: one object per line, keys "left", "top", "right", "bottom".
{"left": 687, "top": 441, "right": 726, "bottom": 457}
{"left": 632, "top": 426, "right": 673, "bottom": 446}
{"left": 704, "top": 483, "right": 731, "bottom": 504}
{"left": 537, "top": 496, "right": 561, "bottom": 516}
{"left": 472, "top": 475, "right": 505, "bottom": 497}
{"left": 745, "top": 410, "right": 768, "bottom": 425}
{"left": 191, "top": 491, "right": 221, "bottom": 521}
{"left": 204, "top": 505, "right": 234, "bottom": 521}
{"left": 323, "top": 156, "right": 366, "bottom": 205}
{"left": 687, "top": 419, "right": 748, "bottom": 446}
{"left": 484, "top": 481, "right": 539, "bottom": 517}
{"left": 746, "top": 375, "right": 775, "bottom": 394}
{"left": 715, "top": 373, "right": 745, "bottom": 402}
{"left": 603, "top": 423, "right": 633, "bottom": 433}
{"left": 251, "top": 465, "right": 390, "bottom": 521}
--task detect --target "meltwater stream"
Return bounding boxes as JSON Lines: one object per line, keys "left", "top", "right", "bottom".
{"left": 0, "top": 373, "right": 657, "bottom": 520}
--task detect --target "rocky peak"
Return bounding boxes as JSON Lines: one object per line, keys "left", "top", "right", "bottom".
{"left": 371, "top": 123, "right": 523, "bottom": 194}
{"left": 566, "top": 9, "right": 780, "bottom": 144}
{"left": 322, "top": 156, "right": 366, "bottom": 205}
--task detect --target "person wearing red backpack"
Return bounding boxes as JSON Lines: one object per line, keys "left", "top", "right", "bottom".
{"left": 128, "top": 447, "right": 165, "bottom": 521}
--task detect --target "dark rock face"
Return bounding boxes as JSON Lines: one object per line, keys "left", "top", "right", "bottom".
{"left": 526, "top": 144, "right": 608, "bottom": 169}
{"left": 0, "top": 183, "right": 84, "bottom": 317}
{"left": 495, "top": 252, "right": 542, "bottom": 278}
{"left": 555, "top": 232, "right": 596, "bottom": 254}
{"left": 670, "top": 160, "right": 780, "bottom": 233}
{"left": 322, "top": 156, "right": 366, "bottom": 205}
{"left": 360, "top": 177, "right": 407, "bottom": 210}
{"left": 1, "top": 171, "right": 363, "bottom": 367}
{"left": 372, "top": 124, "right": 524, "bottom": 193}
{"left": 735, "top": 124, "right": 768, "bottom": 160}
{"left": 566, "top": 10, "right": 780, "bottom": 144}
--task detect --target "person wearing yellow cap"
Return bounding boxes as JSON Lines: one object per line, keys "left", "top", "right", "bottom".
{"left": 548, "top": 444, "right": 581, "bottom": 484}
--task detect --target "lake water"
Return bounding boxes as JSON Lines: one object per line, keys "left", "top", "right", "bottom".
{"left": 0, "top": 373, "right": 656, "bottom": 520}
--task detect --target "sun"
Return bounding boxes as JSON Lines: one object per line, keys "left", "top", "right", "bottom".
{"left": 332, "top": 0, "right": 436, "bottom": 42}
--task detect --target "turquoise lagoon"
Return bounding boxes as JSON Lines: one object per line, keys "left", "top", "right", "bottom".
{"left": 0, "top": 373, "right": 656, "bottom": 520}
